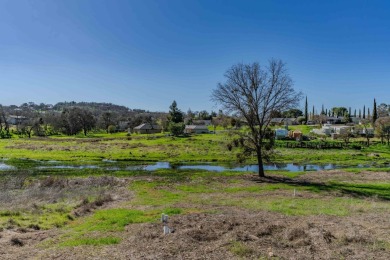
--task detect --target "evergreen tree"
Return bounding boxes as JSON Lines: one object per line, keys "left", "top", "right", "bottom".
{"left": 304, "top": 96, "right": 308, "bottom": 124}
{"left": 312, "top": 106, "right": 315, "bottom": 120}
{"left": 168, "top": 100, "right": 185, "bottom": 136}
{"left": 373, "top": 98, "right": 378, "bottom": 123}
{"left": 168, "top": 100, "right": 183, "bottom": 123}
{"left": 368, "top": 108, "right": 371, "bottom": 119}
{"left": 363, "top": 105, "right": 366, "bottom": 119}
{"left": 359, "top": 109, "right": 361, "bottom": 118}
{"left": 354, "top": 109, "right": 356, "bottom": 118}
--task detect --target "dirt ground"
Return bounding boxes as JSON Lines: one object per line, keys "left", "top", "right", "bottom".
{"left": 1, "top": 208, "right": 390, "bottom": 260}
{"left": 1, "top": 171, "right": 390, "bottom": 259}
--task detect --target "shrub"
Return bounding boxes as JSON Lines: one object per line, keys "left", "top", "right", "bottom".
{"left": 108, "top": 125, "right": 117, "bottom": 133}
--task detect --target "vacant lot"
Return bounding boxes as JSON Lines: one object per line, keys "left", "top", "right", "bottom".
{"left": 1, "top": 165, "right": 390, "bottom": 259}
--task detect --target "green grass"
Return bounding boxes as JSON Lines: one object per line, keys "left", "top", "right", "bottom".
{"left": 230, "top": 241, "right": 254, "bottom": 257}
{"left": 0, "top": 203, "right": 74, "bottom": 230}
{"left": 2, "top": 131, "right": 390, "bottom": 167}
{"left": 71, "top": 209, "right": 157, "bottom": 232}
{"left": 58, "top": 207, "right": 183, "bottom": 247}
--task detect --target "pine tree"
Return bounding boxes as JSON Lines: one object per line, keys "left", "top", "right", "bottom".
{"left": 168, "top": 100, "right": 185, "bottom": 136}
{"left": 169, "top": 100, "right": 183, "bottom": 123}
{"left": 373, "top": 98, "right": 378, "bottom": 124}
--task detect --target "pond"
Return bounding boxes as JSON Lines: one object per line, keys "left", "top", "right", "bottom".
{"left": 0, "top": 160, "right": 388, "bottom": 172}
{"left": 124, "top": 162, "right": 388, "bottom": 172}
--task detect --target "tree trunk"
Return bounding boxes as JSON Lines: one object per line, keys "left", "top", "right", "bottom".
{"left": 256, "top": 148, "right": 265, "bottom": 177}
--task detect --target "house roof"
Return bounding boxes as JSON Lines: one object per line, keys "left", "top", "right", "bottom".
{"left": 271, "top": 118, "right": 297, "bottom": 124}
{"left": 185, "top": 125, "right": 209, "bottom": 130}
{"left": 270, "top": 118, "right": 284, "bottom": 123}
{"left": 134, "top": 123, "right": 161, "bottom": 130}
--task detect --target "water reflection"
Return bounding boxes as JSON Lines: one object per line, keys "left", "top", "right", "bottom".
{"left": 0, "top": 160, "right": 388, "bottom": 172}
{"left": 0, "top": 163, "right": 15, "bottom": 170}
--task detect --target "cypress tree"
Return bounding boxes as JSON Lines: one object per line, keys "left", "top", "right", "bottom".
{"left": 363, "top": 105, "right": 366, "bottom": 119}
{"left": 354, "top": 109, "right": 356, "bottom": 118}
{"left": 368, "top": 108, "right": 371, "bottom": 119}
{"left": 373, "top": 98, "right": 378, "bottom": 123}
{"left": 312, "top": 106, "right": 315, "bottom": 120}
{"left": 304, "top": 96, "right": 308, "bottom": 124}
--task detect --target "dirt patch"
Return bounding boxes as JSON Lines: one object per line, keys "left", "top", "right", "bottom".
{"left": 1, "top": 171, "right": 390, "bottom": 259}
{"left": 26, "top": 208, "right": 390, "bottom": 260}
{"left": 0, "top": 229, "right": 57, "bottom": 260}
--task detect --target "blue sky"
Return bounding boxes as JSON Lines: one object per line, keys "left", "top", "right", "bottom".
{"left": 0, "top": 0, "right": 389, "bottom": 113}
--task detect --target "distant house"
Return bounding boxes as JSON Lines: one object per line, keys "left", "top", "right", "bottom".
{"left": 192, "top": 120, "right": 212, "bottom": 126}
{"left": 270, "top": 118, "right": 284, "bottom": 126}
{"left": 334, "top": 126, "right": 352, "bottom": 135}
{"left": 326, "top": 117, "right": 342, "bottom": 124}
{"left": 7, "top": 115, "right": 28, "bottom": 125}
{"left": 133, "top": 123, "right": 161, "bottom": 134}
{"left": 184, "top": 125, "right": 209, "bottom": 134}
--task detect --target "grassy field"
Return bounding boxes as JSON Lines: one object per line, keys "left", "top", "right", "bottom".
{"left": 1, "top": 132, "right": 390, "bottom": 166}
{"left": 1, "top": 133, "right": 390, "bottom": 259}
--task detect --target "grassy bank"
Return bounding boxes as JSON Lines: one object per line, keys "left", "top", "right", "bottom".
{"left": 1, "top": 132, "right": 390, "bottom": 166}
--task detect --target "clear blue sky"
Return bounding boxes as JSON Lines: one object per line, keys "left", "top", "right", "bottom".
{"left": 1, "top": 0, "right": 389, "bottom": 113}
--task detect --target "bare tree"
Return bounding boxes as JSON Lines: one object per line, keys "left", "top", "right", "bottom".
{"left": 375, "top": 117, "right": 390, "bottom": 145}
{"left": 377, "top": 103, "right": 389, "bottom": 117}
{"left": 339, "top": 128, "right": 353, "bottom": 145}
{"left": 212, "top": 60, "right": 302, "bottom": 177}
{"left": 358, "top": 119, "right": 373, "bottom": 147}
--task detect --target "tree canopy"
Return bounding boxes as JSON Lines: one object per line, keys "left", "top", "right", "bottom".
{"left": 212, "top": 59, "right": 302, "bottom": 177}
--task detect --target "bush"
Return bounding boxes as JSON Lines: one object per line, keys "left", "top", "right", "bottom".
{"left": 107, "top": 125, "right": 117, "bottom": 133}
{"left": 168, "top": 122, "right": 185, "bottom": 136}
{"left": 351, "top": 144, "right": 362, "bottom": 150}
